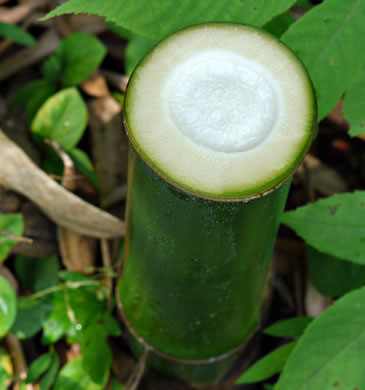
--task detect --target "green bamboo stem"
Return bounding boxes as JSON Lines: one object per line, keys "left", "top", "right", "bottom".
{"left": 117, "top": 148, "right": 291, "bottom": 383}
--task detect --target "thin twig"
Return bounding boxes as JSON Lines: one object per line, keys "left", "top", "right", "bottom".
{"left": 45, "top": 138, "right": 77, "bottom": 191}
{"left": 125, "top": 347, "right": 149, "bottom": 390}
{"left": 0, "top": 229, "right": 33, "bottom": 244}
{"left": 4, "top": 333, "right": 28, "bottom": 383}
{"left": 101, "top": 238, "right": 113, "bottom": 309}
{"left": 29, "top": 280, "right": 100, "bottom": 300}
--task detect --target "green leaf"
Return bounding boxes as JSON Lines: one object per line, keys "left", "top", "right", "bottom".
{"left": 264, "top": 317, "right": 313, "bottom": 338}
{"left": 343, "top": 69, "right": 365, "bottom": 137}
{"left": 31, "top": 87, "right": 87, "bottom": 150}
{"left": 282, "top": 0, "right": 365, "bottom": 120}
{"left": 0, "top": 22, "right": 36, "bottom": 46}
{"left": 45, "top": 0, "right": 298, "bottom": 41}
{"left": 25, "top": 84, "right": 57, "bottom": 124}
{"left": 41, "top": 292, "right": 69, "bottom": 344}
{"left": 54, "top": 356, "right": 106, "bottom": 390}
{"left": 39, "top": 353, "right": 60, "bottom": 390}
{"left": 0, "top": 346, "right": 12, "bottom": 386}
{"left": 68, "top": 148, "right": 99, "bottom": 188}
{"left": 26, "top": 352, "right": 54, "bottom": 383}
{"left": 15, "top": 256, "right": 59, "bottom": 292}
{"left": 80, "top": 309, "right": 120, "bottom": 383}
{"left": 82, "top": 333, "right": 112, "bottom": 384}
{"left": 107, "top": 21, "right": 133, "bottom": 39}
{"left": 11, "top": 297, "right": 50, "bottom": 340}
{"left": 263, "top": 12, "right": 295, "bottom": 38}
{"left": 0, "top": 365, "right": 10, "bottom": 390}
{"left": 294, "top": 0, "right": 313, "bottom": 9}
{"left": 56, "top": 33, "right": 107, "bottom": 87}
{"left": 0, "top": 276, "right": 16, "bottom": 339}
{"left": 281, "top": 191, "right": 365, "bottom": 264}
{"left": 276, "top": 286, "right": 365, "bottom": 390}
{"left": 0, "top": 214, "right": 24, "bottom": 263}
{"left": 111, "top": 377, "right": 124, "bottom": 390}
{"left": 42, "top": 55, "right": 63, "bottom": 83}
{"left": 307, "top": 246, "right": 365, "bottom": 297}
{"left": 125, "top": 35, "right": 157, "bottom": 75}
{"left": 10, "top": 80, "right": 56, "bottom": 109}
{"left": 42, "top": 285, "right": 107, "bottom": 344}
{"left": 237, "top": 341, "right": 297, "bottom": 384}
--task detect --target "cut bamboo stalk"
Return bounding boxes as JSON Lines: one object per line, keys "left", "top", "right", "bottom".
{"left": 117, "top": 23, "right": 316, "bottom": 384}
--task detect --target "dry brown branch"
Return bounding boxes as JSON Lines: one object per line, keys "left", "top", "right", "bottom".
{"left": 0, "top": 0, "right": 49, "bottom": 24}
{"left": 101, "top": 70, "right": 129, "bottom": 93}
{"left": 47, "top": 139, "right": 98, "bottom": 271}
{"left": 0, "top": 130, "right": 125, "bottom": 238}
{"left": 0, "top": 28, "right": 60, "bottom": 81}
{"left": 0, "top": 229, "right": 33, "bottom": 244}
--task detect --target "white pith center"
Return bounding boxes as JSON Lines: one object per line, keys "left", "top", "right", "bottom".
{"left": 165, "top": 51, "right": 278, "bottom": 153}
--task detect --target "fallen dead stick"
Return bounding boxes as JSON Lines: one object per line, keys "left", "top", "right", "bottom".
{"left": 0, "top": 130, "right": 126, "bottom": 238}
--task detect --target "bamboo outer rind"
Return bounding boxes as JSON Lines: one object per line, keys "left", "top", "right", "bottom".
{"left": 117, "top": 146, "right": 291, "bottom": 384}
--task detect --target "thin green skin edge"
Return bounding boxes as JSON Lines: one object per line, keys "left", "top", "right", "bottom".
{"left": 124, "top": 22, "right": 316, "bottom": 200}
{"left": 118, "top": 148, "right": 290, "bottom": 383}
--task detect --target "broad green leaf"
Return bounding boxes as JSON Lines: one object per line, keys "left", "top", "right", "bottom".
{"left": 80, "top": 310, "right": 120, "bottom": 383}
{"left": 107, "top": 21, "right": 133, "bottom": 39}
{"left": 307, "top": 246, "right": 365, "bottom": 297}
{"left": 0, "top": 346, "right": 12, "bottom": 388}
{"left": 45, "top": 0, "right": 298, "bottom": 41}
{"left": 9, "top": 80, "right": 56, "bottom": 109}
{"left": 42, "top": 55, "right": 63, "bottom": 83}
{"left": 0, "top": 365, "right": 10, "bottom": 390}
{"left": 68, "top": 148, "right": 99, "bottom": 188}
{"left": 31, "top": 87, "right": 87, "bottom": 150}
{"left": 0, "top": 22, "right": 36, "bottom": 46}
{"left": 39, "top": 353, "right": 60, "bottom": 390}
{"left": 237, "top": 342, "right": 297, "bottom": 384}
{"left": 42, "top": 285, "right": 107, "bottom": 344}
{"left": 0, "top": 214, "right": 24, "bottom": 262}
{"left": 294, "top": 0, "right": 313, "bottom": 9}
{"left": 281, "top": 191, "right": 365, "bottom": 264}
{"left": 111, "top": 377, "right": 124, "bottom": 390}
{"left": 41, "top": 292, "right": 69, "bottom": 344}
{"left": 25, "top": 83, "right": 57, "bottom": 124}
{"left": 263, "top": 12, "right": 295, "bottom": 38}
{"left": 54, "top": 357, "right": 105, "bottom": 390}
{"left": 11, "top": 298, "right": 51, "bottom": 339}
{"left": 42, "top": 148, "right": 64, "bottom": 179}
{"left": 26, "top": 352, "right": 54, "bottom": 383}
{"left": 82, "top": 333, "right": 112, "bottom": 384}
{"left": 343, "top": 69, "right": 365, "bottom": 137}
{"left": 264, "top": 317, "right": 313, "bottom": 338}
{"left": 276, "top": 286, "right": 365, "bottom": 390}
{"left": 15, "top": 256, "right": 59, "bottom": 292}
{"left": 0, "top": 276, "right": 16, "bottom": 339}
{"left": 282, "top": 0, "right": 365, "bottom": 120}
{"left": 125, "top": 35, "right": 156, "bottom": 75}
{"left": 56, "top": 33, "right": 107, "bottom": 87}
